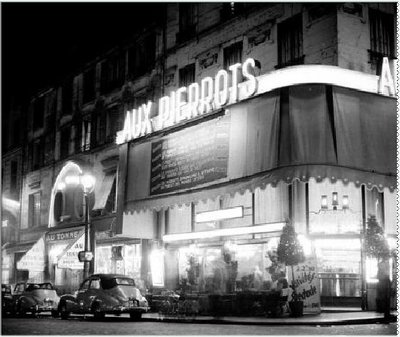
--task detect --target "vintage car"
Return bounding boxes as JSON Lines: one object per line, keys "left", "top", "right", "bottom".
{"left": 58, "top": 274, "right": 149, "bottom": 320}
{"left": 2, "top": 284, "right": 14, "bottom": 317}
{"left": 13, "top": 282, "right": 60, "bottom": 317}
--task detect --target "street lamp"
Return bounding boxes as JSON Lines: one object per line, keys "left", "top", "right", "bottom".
{"left": 61, "top": 173, "right": 95, "bottom": 279}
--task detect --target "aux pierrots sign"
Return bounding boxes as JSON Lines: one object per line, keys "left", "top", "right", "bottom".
{"left": 116, "top": 58, "right": 258, "bottom": 144}
{"left": 116, "top": 57, "right": 397, "bottom": 145}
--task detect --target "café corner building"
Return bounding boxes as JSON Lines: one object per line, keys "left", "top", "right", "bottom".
{"left": 117, "top": 59, "right": 396, "bottom": 310}
{"left": 116, "top": 57, "right": 396, "bottom": 314}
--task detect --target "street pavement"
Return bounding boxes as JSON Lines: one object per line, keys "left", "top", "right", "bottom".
{"left": 1, "top": 315, "right": 398, "bottom": 335}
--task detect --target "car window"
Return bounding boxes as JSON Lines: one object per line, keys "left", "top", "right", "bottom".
{"left": 89, "top": 279, "right": 101, "bottom": 290}
{"left": 26, "top": 284, "right": 40, "bottom": 292}
{"left": 80, "top": 279, "right": 90, "bottom": 291}
{"left": 14, "top": 283, "right": 25, "bottom": 293}
{"left": 102, "top": 277, "right": 135, "bottom": 290}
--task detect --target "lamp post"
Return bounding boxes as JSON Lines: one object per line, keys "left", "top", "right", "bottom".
{"left": 80, "top": 174, "right": 95, "bottom": 280}
{"left": 63, "top": 173, "right": 95, "bottom": 280}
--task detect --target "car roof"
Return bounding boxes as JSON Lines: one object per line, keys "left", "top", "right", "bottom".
{"left": 90, "top": 274, "right": 133, "bottom": 280}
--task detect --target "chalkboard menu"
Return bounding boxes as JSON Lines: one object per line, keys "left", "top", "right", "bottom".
{"left": 150, "top": 116, "right": 230, "bottom": 195}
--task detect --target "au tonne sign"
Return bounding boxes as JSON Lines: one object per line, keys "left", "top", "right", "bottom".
{"left": 116, "top": 58, "right": 258, "bottom": 144}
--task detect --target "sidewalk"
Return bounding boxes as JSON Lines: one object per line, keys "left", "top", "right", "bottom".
{"left": 142, "top": 310, "right": 398, "bottom": 326}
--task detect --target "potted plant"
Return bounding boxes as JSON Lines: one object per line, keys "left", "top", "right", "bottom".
{"left": 277, "top": 220, "right": 306, "bottom": 317}
{"left": 364, "top": 215, "right": 391, "bottom": 317}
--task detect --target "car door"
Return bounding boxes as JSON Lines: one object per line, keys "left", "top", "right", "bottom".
{"left": 84, "top": 278, "right": 102, "bottom": 312}
{"left": 13, "top": 283, "right": 26, "bottom": 307}
{"left": 75, "top": 279, "right": 90, "bottom": 313}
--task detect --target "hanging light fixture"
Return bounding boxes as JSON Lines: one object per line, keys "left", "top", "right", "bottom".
{"left": 317, "top": 192, "right": 351, "bottom": 213}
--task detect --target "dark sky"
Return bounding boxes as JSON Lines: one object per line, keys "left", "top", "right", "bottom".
{"left": 2, "top": 2, "right": 163, "bottom": 106}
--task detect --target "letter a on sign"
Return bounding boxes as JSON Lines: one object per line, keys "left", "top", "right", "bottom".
{"left": 379, "top": 57, "right": 395, "bottom": 96}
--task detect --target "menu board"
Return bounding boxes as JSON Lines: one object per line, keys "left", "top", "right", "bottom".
{"left": 150, "top": 116, "right": 230, "bottom": 195}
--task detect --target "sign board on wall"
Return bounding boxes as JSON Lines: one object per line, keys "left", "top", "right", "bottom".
{"left": 150, "top": 116, "right": 230, "bottom": 195}
{"left": 57, "top": 233, "right": 85, "bottom": 269}
{"left": 287, "top": 254, "right": 321, "bottom": 314}
{"left": 17, "top": 237, "right": 46, "bottom": 272}
{"left": 46, "top": 228, "right": 83, "bottom": 242}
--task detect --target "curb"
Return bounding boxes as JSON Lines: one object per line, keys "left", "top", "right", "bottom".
{"left": 141, "top": 315, "right": 397, "bottom": 326}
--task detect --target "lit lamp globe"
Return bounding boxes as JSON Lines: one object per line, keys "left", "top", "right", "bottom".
{"left": 81, "top": 174, "right": 95, "bottom": 194}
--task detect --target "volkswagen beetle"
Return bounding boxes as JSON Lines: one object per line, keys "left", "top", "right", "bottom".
{"left": 58, "top": 274, "right": 149, "bottom": 320}
{"left": 14, "top": 282, "right": 60, "bottom": 317}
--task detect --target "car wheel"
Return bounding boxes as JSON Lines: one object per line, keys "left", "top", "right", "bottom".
{"left": 59, "top": 302, "right": 70, "bottom": 320}
{"left": 31, "top": 306, "right": 38, "bottom": 318}
{"left": 51, "top": 310, "right": 59, "bottom": 318}
{"left": 16, "top": 302, "right": 25, "bottom": 317}
{"left": 92, "top": 302, "right": 105, "bottom": 321}
{"left": 129, "top": 312, "right": 142, "bottom": 321}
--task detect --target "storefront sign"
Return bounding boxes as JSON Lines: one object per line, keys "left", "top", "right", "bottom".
{"left": 16, "top": 237, "right": 46, "bottom": 272}
{"left": 46, "top": 228, "right": 83, "bottom": 242}
{"left": 116, "top": 58, "right": 257, "bottom": 144}
{"left": 287, "top": 254, "right": 321, "bottom": 314}
{"left": 58, "top": 233, "right": 85, "bottom": 269}
{"left": 150, "top": 116, "right": 230, "bottom": 194}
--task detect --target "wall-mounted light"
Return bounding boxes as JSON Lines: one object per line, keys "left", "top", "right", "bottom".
{"left": 315, "top": 192, "right": 350, "bottom": 213}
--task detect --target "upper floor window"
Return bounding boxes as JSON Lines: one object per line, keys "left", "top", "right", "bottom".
{"left": 32, "top": 138, "right": 44, "bottom": 170}
{"left": 60, "top": 127, "right": 71, "bottom": 159}
{"left": 220, "top": 2, "right": 246, "bottom": 21}
{"left": 223, "top": 41, "right": 243, "bottom": 69}
{"left": 128, "top": 34, "right": 156, "bottom": 78}
{"left": 10, "top": 160, "right": 18, "bottom": 197}
{"left": 177, "top": 3, "right": 196, "bottom": 43}
{"left": 179, "top": 63, "right": 195, "bottom": 87}
{"left": 106, "top": 107, "right": 124, "bottom": 143}
{"left": 101, "top": 54, "right": 125, "bottom": 94}
{"left": 62, "top": 80, "right": 73, "bottom": 116}
{"left": 91, "top": 111, "right": 106, "bottom": 148}
{"left": 277, "top": 14, "right": 304, "bottom": 68}
{"left": 28, "top": 192, "right": 41, "bottom": 228}
{"left": 83, "top": 68, "right": 96, "bottom": 104}
{"left": 369, "top": 8, "right": 395, "bottom": 73}
{"left": 33, "top": 96, "right": 45, "bottom": 130}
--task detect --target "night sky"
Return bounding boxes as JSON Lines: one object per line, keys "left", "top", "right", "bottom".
{"left": 2, "top": 2, "right": 163, "bottom": 106}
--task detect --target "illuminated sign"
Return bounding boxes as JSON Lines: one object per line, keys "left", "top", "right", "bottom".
{"left": 116, "top": 57, "right": 396, "bottom": 145}
{"left": 195, "top": 206, "right": 244, "bottom": 223}
{"left": 116, "top": 58, "right": 257, "bottom": 144}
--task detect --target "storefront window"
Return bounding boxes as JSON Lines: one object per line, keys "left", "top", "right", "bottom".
{"left": 366, "top": 187, "right": 384, "bottom": 228}
{"left": 315, "top": 238, "right": 361, "bottom": 297}
{"left": 175, "top": 238, "right": 281, "bottom": 294}
{"left": 309, "top": 179, "right": 362, "bottom": 234}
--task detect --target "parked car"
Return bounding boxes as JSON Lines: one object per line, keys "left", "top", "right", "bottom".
{"left": 2, "top": 284, "right": 14, "bottom": 317}
{"left": 13, "top": 282, "right": 59, "bottom": 317}
{"left": 58, "top": 274, "right": 149, "bottom": 320}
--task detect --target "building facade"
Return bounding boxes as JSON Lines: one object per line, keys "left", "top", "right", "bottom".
{"left": 2, "top": 3, "right": 397, "bottom": 311}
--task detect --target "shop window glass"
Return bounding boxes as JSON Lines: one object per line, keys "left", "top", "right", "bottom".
{"left": 28, "top": 192, "right": 41, "bottom": 228}
{"left": 168, "top": 205, "right": 192, "bottom": 234}
{"left": 255, "top": 182, "right": 289, "bottom": 224}
{"left": 383, "top": 189, "right": 396, "bottom": 235}
{"left": 277, "top": 14, "right": 304, "bottom": 68}
{"left": 308, "top": 179, "right": 362, "bottom": 234}
{"left": 220, "top": 190, "right": 252, "bottom": 228}
{"left": 95, "top": 246, "right": 113, "bottom": 274}
{"left": 365, "top": 187, "right": 384, "bottom": 228}
{"left": 368, "top": 8, "right": 395, "bottom": 74}
{"left": 315, "top": 238, "right": 362, "bottom": 297}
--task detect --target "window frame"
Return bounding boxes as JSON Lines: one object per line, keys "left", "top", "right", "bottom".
{"left": 28, "top": 191, "right": 41, "bottom": 228}
{"left": 277, "top": 14, "right": 304, "bottom": 68}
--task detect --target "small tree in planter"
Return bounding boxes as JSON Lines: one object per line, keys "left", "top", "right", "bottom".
{"left": 277, "top": 220, "right": 306, "bottom": 317}
{"left": 364, "top": 215, "right": 391, "bottom": 317}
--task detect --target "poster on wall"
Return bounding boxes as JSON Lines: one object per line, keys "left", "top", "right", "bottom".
{"left": 287, "top": 253, "right": 321, "bottom": 314}
{"left": 150, "top": 116, "right": 230, "bottom": 195}
{"left": 57, "top": 233, "right": 85, "bottom": 269}
{"left": 17, "top": 237, "right": 46, "bottom": 272}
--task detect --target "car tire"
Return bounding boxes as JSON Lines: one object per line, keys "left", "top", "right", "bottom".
{"left": 59, "top": 303, "right": 70, "bottom": 320}
{"left": 129, "top": 312, "right": 142, "bottom": 321}
{"left": 92, "top": 302, "right": 105, "bottom": 321}
{"left": 51, "top": 310, "right": 59, "bottom": 318}
{"left": 16, "top": 302, "right": 25, "bottom": 317}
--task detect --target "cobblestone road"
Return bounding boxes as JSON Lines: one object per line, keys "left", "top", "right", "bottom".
{"left": 1, "top": 315, "right": 397, "bottom": 335}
